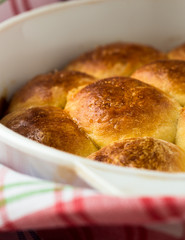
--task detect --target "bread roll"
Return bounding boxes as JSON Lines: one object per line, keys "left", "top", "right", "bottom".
{"left": 8, "top": 70, "right": 96, "bottom": 113}
{"left": 132, "top": 60, "right": 185, "bottom": 106}
{"left": 65, "top": 77, "right": 181, "bottom": 148}
{"left": 88, "top": 137, "right": 185, "bottom": 172}
{"left": 65, "top": 42, "right": 166, "bottom": 79}
{"left": 1, "top": 106, "right": 97, "bottom": 157}
{"left": 2, "top": 41, "right": 185, "bottom": 173}
{"left": 168, "top": 43, "right": 185, "bottom": 61}
{"left": 176, "top": 107, "right": 185, "bottom": 151}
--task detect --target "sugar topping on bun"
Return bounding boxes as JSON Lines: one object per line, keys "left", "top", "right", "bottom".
{"left": 65, "top": 77, "right": 181, "bottom": 147}
{"left": 89, "top": 137, "right": 185, "bottom": 172}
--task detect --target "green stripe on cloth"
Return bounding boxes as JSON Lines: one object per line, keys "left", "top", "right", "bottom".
{"left": 0, "top": 181, "right": 58, "bottom": 191}
{"left": 0, "top": 187, "right": 61, "bottom": 207}
{"left": 0, "top": 0, "right": 7, "bottom": 4}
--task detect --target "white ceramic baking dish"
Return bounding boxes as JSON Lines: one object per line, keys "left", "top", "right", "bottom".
{"left": 1, "top": 0, "right": 185, "bottom": 197}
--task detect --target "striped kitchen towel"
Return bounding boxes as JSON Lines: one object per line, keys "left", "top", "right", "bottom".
{"left": 0, "top": 0, "right": 64, "bottom": 22}
{"left": 0, "top": 163, "right": 185, "bottom": 239}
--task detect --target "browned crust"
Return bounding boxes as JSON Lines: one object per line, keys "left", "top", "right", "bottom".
{"left": 132, "top": 60, "right": 185, "bottom": 106}
{"left": 65, "top": 77, "right": 180, "bottom": 147}
{"left": 1, "top": 106, "right": 97, "bottom": 157}
{"left": 65, "top": 42, "right": 166, "bottom": 78}
{"left": 168, "top": 43, "right": 185, "bottom": 61}
{"left": 88, "top": 137, "right": 185, "bottom": 172}
{"left": 8, "top": 70, "right": 96, "bottom": 113}
{"left": 176, "top": 107, "right": 185, "bottom": 151}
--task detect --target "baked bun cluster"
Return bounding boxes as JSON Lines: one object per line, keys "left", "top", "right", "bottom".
{"left": 65, "top": 42, "right": 166, "bottom": 78}
{"left": 1, "top": 41, "right": 185, "bottom": 172}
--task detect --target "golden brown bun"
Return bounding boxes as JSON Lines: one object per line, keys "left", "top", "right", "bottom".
{"left": 132, "top": 60, "right": 185, "bottom": 106}
{"left": 168, "top": 43, "right": 185, "bottom": 60}
{"left": 88, "top": 137, "right": 185, "bottom": 172}
{"left": 1, "top": 106, "right": 97, "bottom": 157}
{"left": 8, "top": 70, "right": 96, "bottom": 113}
{"left": 65, "top": 77, "right": 181, "bottom": 148}
{"left": 65, "top": 42, "right": 166, "bottom": 79}
{"left": 176, "top": 107, "right": 185, "bottom": 151}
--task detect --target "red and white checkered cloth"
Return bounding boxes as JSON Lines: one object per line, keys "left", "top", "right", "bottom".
{"left": 1, "top": 163, "right": 185, "bottom": 240}
{"left": 0, "top": 0, "right": 59, "bottom": 22}
{"left": 1, "top": 1, "right": 185, "bottom": 239}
